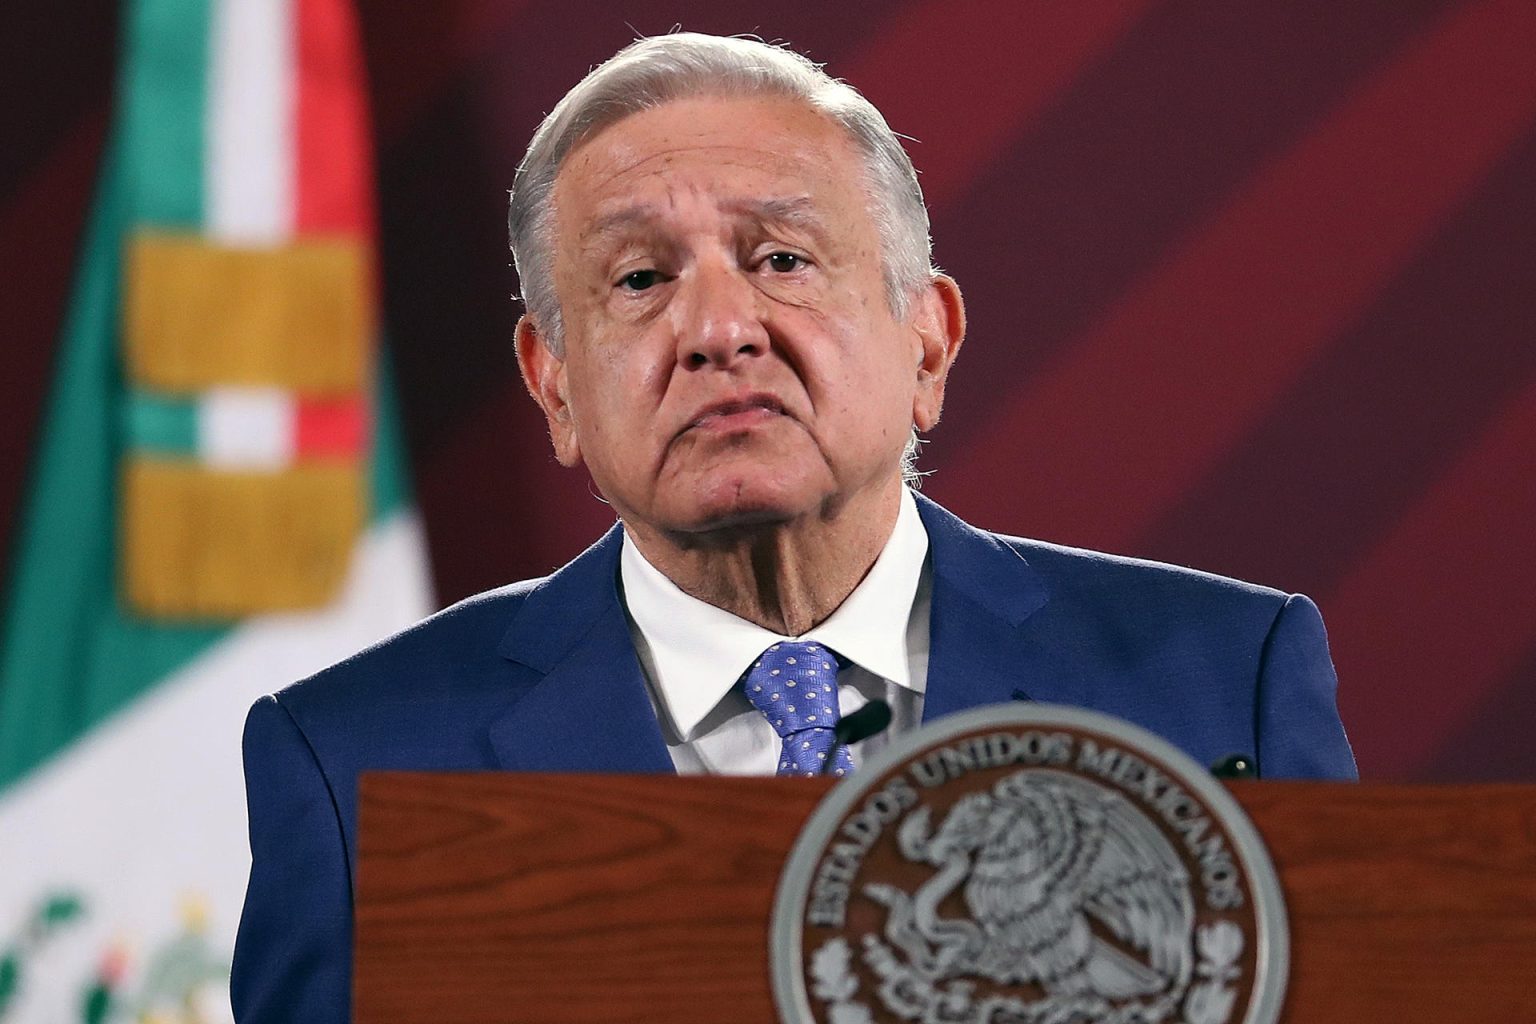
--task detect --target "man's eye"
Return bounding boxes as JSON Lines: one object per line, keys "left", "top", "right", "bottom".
{"left": 766, "top": 252, "right": 804, "bottom": 273}
{"left": 619, "top": 269, "right": 662, "bottom": 291}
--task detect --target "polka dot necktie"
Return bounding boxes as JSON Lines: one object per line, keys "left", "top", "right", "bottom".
{"left": 742, "top": 641, "right": 855, "bottom": 778}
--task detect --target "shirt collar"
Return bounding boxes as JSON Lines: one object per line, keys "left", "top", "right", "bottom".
{"left": 620, "top": 488, "right": 930, "bottom": 741}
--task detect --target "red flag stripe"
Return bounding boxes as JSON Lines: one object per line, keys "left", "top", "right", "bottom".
{"left": 1327, "top": 372, "right": 1536, "bottom": 778}
{"left": 938, "top": 0, "right": 1536, "bottom": 554}
{"left": 295, "top": 395, "right": 368, "bottom": 459}
{"left": 294, "top": 0, "right": 372, "bottom": 237}
{"left": 841, "top": 0, "right": 1156, "bottom": 213}
{"left": 292, "top": 0, "right": 375, "bottom": 470}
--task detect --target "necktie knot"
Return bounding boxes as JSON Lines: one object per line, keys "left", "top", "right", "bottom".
{"left": 742, "top": 641, "right": 855, "bottom": 777}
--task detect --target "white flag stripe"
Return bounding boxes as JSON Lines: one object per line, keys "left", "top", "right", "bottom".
{"left": 198, "top": 386, "right": 295, "bottom": 469}
{"left": 0, "top": 512, "right": 432, "bottom": 1021}
{"left": 205, "top": 0, "right": 295, "bottom": 244}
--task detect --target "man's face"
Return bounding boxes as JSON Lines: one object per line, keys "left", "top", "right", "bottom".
{"left": 520, "top": 95, "right": 960, "bottom": 540}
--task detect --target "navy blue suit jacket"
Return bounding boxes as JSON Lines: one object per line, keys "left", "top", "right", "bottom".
{"left": 230, "top": 495, "right": 1354, "bottom": 1021}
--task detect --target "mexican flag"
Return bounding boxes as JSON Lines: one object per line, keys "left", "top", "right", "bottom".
{"left": 0, "top": 0, "right": 432, "bottom": 1018}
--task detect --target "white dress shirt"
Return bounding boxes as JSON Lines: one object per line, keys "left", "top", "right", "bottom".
{"left": 619, "top": 488, "right": 932, "bottom": 775}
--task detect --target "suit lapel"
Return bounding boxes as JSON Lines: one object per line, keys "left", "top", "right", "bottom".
{"left": 915, "top": 495, "right": 1078, "bottom": 719}
{"left": 488, "top": 525, "right": 674, "bottom": 773}
{"left": 489, "top": 497, "right": 1074, "bottom": 769}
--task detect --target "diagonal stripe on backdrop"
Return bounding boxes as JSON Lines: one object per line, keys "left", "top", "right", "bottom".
{"left": 926, "top": 0, "right": 1455, "bottom": 453}
{"left": 368, "top": 0, "right": 534, "bottom": 144}
{"left": 1327, "top": 372, "right": 1536, "bottom": 779}
{"left": 840, "top": 0, "right": 1155, "bottom": 213}
{"left": 935, "top": 0, "right": 1536, "bottom": 554}
{"left": 0, "top": 108, "right": 109, "bottom": 574}
{"left": 1420, "top": 643, "right": 1536, "bottom": 781}
{"left": 1135, "top": 127, "right": 1536, "bottom": 595}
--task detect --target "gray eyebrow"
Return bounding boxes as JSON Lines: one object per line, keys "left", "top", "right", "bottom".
{"left": 727, "top": 196, "right": 827, "bottom": 238}
{"left": 585, "top": 206, "right": 663, "bottom": 240}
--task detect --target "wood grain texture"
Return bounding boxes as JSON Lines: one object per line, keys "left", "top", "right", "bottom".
{"left": 355, "top": 775, "right": 1536, "bottom": 1023}
{"left": 1241, "top": 782, "right": 1536, "bottom": 1021}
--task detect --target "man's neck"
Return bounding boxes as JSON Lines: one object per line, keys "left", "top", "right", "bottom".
{"left": 623, "top": 482, "right": 904, "bottom": 637}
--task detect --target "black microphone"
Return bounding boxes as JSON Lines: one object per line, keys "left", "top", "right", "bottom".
{"left": 1209, "top": 753, "right": 1256, "bottom": 779}
{"left": 821, "top": 699, "right": 893, "bottom": 776}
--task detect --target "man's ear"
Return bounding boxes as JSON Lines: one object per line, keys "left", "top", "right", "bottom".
{"left": 911, "top": 274, "right": 966, "bottom": 432}
{"left": 515, "top": 314, "right": 582, "bottom": 467}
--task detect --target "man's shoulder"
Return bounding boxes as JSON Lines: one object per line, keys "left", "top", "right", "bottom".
{"left": 270, "top": 523, "right": 627, "bottom": 722}
{"left": 912, "top": 494, "right": 1300, "bottom": 654}
{"left": 954, "top": 518, "right": 1295, "bottom": 637}
{"left": 926, "top": 503, "right": 1354, "bottom": 780}
{"left": 272, "top": 577, "right": 546, "bottom": 719}
{"left": 1001, "top": 532, "right": 1287, "bottom": 603}
{"left": 918, "top": 492, "right": 1289, "bottom": 609}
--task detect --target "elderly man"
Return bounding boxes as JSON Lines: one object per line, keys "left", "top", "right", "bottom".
{"left": 231, "top": 32, "right": 1353, "bottom": 1022}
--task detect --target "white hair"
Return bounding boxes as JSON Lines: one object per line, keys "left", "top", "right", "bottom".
{"left": 507, "top": 32, "right": 933, "bottom": 483}
{"left": 507, "top": 32, "right": 935, "bottom": 355}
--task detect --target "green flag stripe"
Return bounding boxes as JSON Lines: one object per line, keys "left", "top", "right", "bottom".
{"left": 0, "top": 0, "right": 415, "bottom": 793}
{"left": 370, "top": 350, "right": 411, "bottom": 520}
{"left": 0, "top": 139, "right": 228, "bottom": 792}
{"left": 121, "top": 0, "right": 211, "bottom": 228}
{"left": 0, "top": 162, "right": 408, "bottom": 790}
{"left": 0, "top": 147, "right": 409, "bottom": 788}
{"left": 124, "top": 390, "right": 198, "bottom": 454}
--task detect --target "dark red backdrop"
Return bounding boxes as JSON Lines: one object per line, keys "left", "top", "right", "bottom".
{"left": 4, "top": 1, "right": 1533, "bottom": 781}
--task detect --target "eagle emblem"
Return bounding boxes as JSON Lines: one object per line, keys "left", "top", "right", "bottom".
{"left": 857, "top": 769, "right": 1194, "bottom": 1023}
{"left": 775, "top": 708, "right": 1282, "bottom": 1024}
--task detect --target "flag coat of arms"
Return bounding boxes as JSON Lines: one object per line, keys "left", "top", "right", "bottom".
{"left": 0, "top": 0, "right": 432, "bottom": 1018}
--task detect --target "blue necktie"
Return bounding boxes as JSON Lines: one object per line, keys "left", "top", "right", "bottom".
{"left": 742, "top": 641, "right": 855, "bottom": 777}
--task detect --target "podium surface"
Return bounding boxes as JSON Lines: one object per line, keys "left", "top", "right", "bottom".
{"left": 355, "top": 773, "right": 1536, "bottom": 1023}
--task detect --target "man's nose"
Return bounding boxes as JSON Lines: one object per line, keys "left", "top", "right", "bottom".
{"left": 674, "top": 262, "right": 769, "bottom": 369}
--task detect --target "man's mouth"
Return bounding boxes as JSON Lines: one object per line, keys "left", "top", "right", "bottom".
{"left": 686, "top": 394, "right": 788, "bottom": 431}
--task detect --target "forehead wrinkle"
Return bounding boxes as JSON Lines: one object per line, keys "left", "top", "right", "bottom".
{"left": 583, "top": 193, "right": 828, "bottom": 242}
{"left": 587, "top": 140, "right": 781, "bottom": 188}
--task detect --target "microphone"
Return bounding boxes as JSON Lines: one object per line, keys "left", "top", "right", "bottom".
{"left": 821, "top": 699, "right": 893, "bottom": 776}
{"left": 1209, "top": 753, "right": 1256, "bottom": 780}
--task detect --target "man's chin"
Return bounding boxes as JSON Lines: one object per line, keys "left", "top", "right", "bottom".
{"left": 672, "top": 499, "right": 802, "bottom": 537}
{"left": 660, "top": 478, "right": 827, "bottom": 538}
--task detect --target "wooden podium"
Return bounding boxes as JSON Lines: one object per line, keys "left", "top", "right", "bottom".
{"left": 354, "top": 773, "right": 1536, "bottom": 1023}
